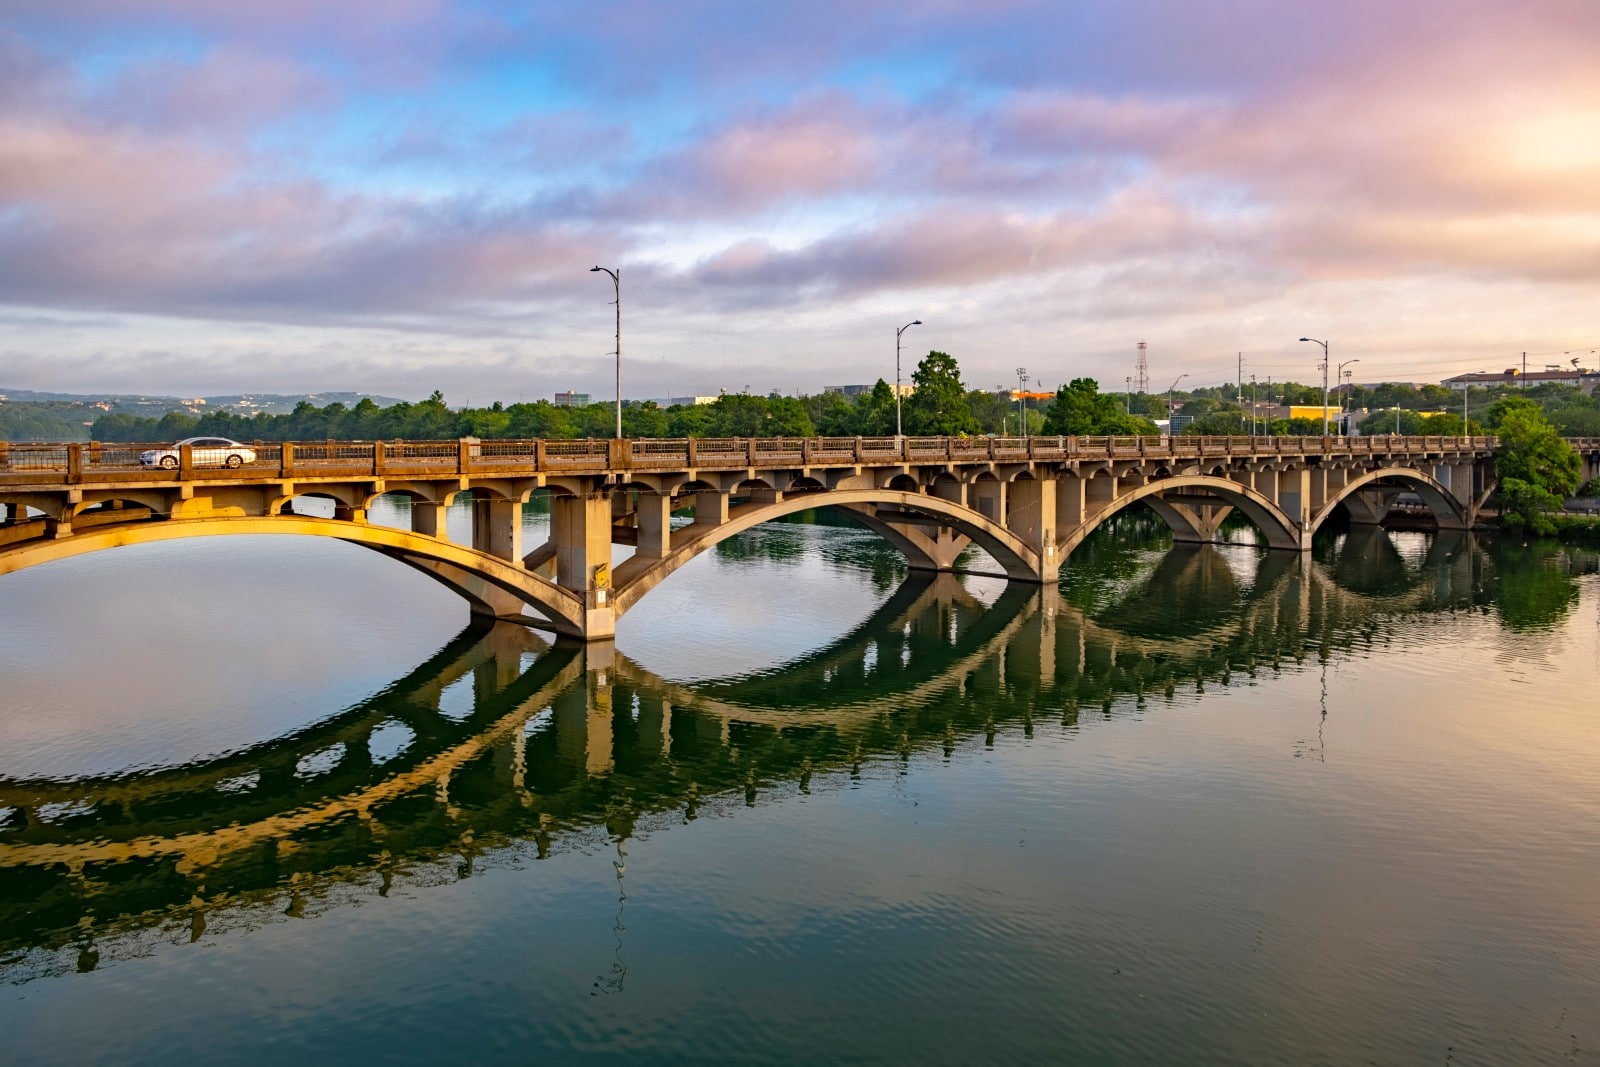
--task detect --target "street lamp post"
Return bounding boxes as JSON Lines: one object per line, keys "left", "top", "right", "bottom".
{"left": 1125, "top": 376, "right": 1132, "bottom": 415}
{"left": 1165, "top": 373, "right": 1188, "bottom": 435}
{"left": 1300, "top": 337, "right": 1330, "bottom": 435}
{"left": 590, "top": 266, "right": 621, "bottom": 438}
{"left": 1337, "top": 358, "right": 1359, "bottom": 435}
{"left": 895, "top": 319, "right": 921, "bottom": 437}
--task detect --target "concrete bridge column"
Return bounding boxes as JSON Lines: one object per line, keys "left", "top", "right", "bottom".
{"left": 1006, "top": 477, "right": 1059, "bottom": 581}
{"left": 1341, "top": 490, "right": 1388, "bottom": 526}
{"left": 1443, "top": 462, "right": 1474, "bottom": 527}
{"left": 839, "top": 503, "right": 968, "bottom": 572}
{"left": 693, "top": 490, "right": 729, "bottom": 527}
{"left": 334, "top": 502, "right": 367, "bottom": 523}
{"left": 1155, "top": 499, "right": 1232, "bottom": 544}
{"left": 412, "top": 501, "right": 450, "bottom": 540}
{"left": 1271, "top": 469, "right": 1308, "bottom": 528}
{"left": 551, "top": 491, "right": 616, "bottom": 639}
{"left": 1057, "top": 476, "right": 1086, "bottom": 532}
{"left": 1084, "top": 472, "right": 1118, "bottom": 517}
{"left": 1266, "top": 468, "right": 1314, "bottom": 549}
{"left": 971, "top": 478, "right": 1005, "bottom": 523}
{"left": 472, "top": 497, "right": 524, "bottom": 563}
{"left": 3, "top": 503, "right": 20, "bottom": 525}
{"left": 635, "top": 491, "right": 672, "bottom": 559}
{"left": 1306, "top": 466, "right": 1330, "bottom": 517}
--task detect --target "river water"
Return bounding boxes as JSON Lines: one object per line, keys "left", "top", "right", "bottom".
{"left": 1, "top": 502, "right": 1597, "bottom": 1065}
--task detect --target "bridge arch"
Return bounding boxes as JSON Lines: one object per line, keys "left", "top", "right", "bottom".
{"left": 610, "top": 489, "right": 1040, "bottom": 615}
{"left": 1309, "top": 467, "right": 1464, "bottom": 534}
{"left": 0, "top": 516, "right": 589, "bottom": 636}
{"left": 1056, "top": 474, "right": 1303, "bottom": 558}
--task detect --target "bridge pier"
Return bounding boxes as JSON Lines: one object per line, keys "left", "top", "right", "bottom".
{"left": 635, "top": 491, "right": 672, "bottom": 560}
{"left": 1006, "top": 477, "right": 1059, "bottom": 581}
{"left": 551, "top": 490, "right": 615, "bottom": 640}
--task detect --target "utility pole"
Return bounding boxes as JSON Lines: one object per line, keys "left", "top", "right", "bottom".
{"left": 1015, "top": 367, "right": 1029, "bottom": 438}
{"left": 1237, "top": 352, "right": 1243, "bottom": 406}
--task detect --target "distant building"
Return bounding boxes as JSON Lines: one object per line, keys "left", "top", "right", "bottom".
{"left": 553, "top": 391, "right": 591, "bottom": 407}
{"left": 1442, "top": 368, "right": 1600, "bottom": 393}
{"left": 666, "top": 395, "right": 719, "bottom": 407}
{"left": 825, "top": 383, "right": 914, "bottom": 398}
{"left": 1007, "top": 390, "right": 1055, "bottom": 402}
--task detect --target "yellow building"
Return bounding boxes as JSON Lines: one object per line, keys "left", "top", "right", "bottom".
{"left": 1287, "top": 405, "right": 1341, "bottom": 423}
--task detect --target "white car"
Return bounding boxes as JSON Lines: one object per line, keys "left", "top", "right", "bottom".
{"left": 140, "top": 437, "right": 258, "bottom": 470}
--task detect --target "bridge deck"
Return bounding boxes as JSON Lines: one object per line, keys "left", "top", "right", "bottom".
{"left": 0, "top": 433, "right": 1520, "bottom": 488}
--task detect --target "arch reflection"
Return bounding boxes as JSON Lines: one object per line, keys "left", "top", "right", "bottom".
{"left": 1, "top": 528, "right": 1593, "bottom": 982}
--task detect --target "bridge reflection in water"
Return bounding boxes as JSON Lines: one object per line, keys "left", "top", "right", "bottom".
{"left": 0, "top": 527, "right": 1585, "bottom": 982}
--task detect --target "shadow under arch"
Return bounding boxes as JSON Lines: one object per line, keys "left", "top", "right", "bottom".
{"left": 1056, "top": 475, "right": 1302, "bottom": 561}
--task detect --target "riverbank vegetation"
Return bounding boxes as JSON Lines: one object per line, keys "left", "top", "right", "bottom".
{"left": 51, "top": 364, "right": 1600, "bottom": 447}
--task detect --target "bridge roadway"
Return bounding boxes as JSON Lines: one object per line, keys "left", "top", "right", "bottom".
{"left": 3, "top": 433, "right": 1595, "bottom": 640}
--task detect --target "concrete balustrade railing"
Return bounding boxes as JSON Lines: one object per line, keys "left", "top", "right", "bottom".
{"left": 0, "top": 433, "right": 1570, "bottom": 488}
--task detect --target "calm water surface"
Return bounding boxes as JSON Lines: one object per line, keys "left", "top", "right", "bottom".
{"left": 1, "top": 501, "right": 1597, "bottom": 1065}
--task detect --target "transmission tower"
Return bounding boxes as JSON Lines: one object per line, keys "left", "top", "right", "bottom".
{"left": 1133, "top": 341, "right": 1150, "bottom": 393}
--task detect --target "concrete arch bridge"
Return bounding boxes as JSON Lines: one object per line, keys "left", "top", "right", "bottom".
{"left": 0, "top": 434, "right": 1529, "bottom": 639}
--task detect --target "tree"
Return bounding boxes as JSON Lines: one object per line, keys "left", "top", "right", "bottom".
{"left": 966, "top": 388, "right": 1011, "bottom": 435}
{"left": 1043, "top": 378, "right": 1158, "bottom": 436}
{"left": 904, "top": 352, "right": 978, "bottom": 435}
{"left": 1181, "top": 411, "right": 1247, "bottom": 435}
{"left": 856, "top": 380, "right": 897, "bottom": 436}
{"left": 1494, "top": 404, "right": 1580, "bottom": 533}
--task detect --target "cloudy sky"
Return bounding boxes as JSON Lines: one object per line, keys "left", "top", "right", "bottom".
{"left": 2, "top": 1, "right": 1597, "bottom": 403}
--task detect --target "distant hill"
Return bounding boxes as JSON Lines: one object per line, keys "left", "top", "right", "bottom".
{"left": 0, "top": 389, "right": 407, "bottom": 441}
{"left": 0, "top": 388, "right": 406, "bottom": 416}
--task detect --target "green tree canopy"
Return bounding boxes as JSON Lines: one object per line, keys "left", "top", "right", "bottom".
{"left": 1494, "top": 403, "right": 1581, "bottom": 533}
{"left": 904, "top": 352, "right": 978, "bottom": 435}
{"left": 1043, "top": 378, "right": 1158, "bottom": 436}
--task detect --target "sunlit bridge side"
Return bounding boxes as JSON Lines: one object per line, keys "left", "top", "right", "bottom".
{"left": 0, "top": 433, "right": 1570, "bottom": 639}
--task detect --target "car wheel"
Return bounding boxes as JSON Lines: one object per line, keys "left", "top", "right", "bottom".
{"left": 160, "top": 456, "right": 179, "bottom": 469}
{"left": 225, "top": 454, "right": 243, "bottom": 468}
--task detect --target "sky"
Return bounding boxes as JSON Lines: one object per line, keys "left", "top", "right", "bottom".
{"left": 2, "top": 0, "right": 1597, "bottom": 404}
